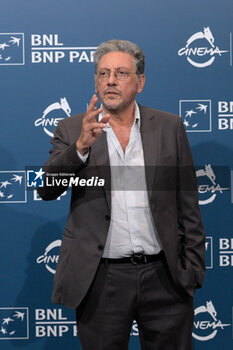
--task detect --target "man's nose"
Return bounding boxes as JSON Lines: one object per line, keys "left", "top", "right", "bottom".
{"left": 107, "top": 71, "right": 117, "bottom": 85}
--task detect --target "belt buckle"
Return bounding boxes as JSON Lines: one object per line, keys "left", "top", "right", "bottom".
{"left": 130, "top": 253, "right": 147, "bottom": 264}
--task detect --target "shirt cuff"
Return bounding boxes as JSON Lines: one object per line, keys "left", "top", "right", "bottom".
{"left": 76, "top": 149, "right": 89, "bottom": 163}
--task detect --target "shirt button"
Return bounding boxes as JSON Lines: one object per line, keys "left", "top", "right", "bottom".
{"left": 98, "top": 245, "right": 104, "bottom": 251}
{"left": 105, "top": 214, "right": 110, "bottom": 221}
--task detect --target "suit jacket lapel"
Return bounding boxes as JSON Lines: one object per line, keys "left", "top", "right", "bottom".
{"left": 139, "top": 105, "right": 158, "bottom": 202}
{"left": 91, "top": 131, "right": 111, "bottom": 211}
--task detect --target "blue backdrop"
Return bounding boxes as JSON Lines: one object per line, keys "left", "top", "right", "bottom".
{"left": 0, "top": 1, "right": 232, "bottom": 349}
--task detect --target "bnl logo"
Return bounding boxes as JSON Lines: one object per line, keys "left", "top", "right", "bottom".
{"left": 27, "top": 168, "right": 45, "bottom": 188}
{"left": 0, "top": 33, "right": 25, "bottom": 65}
{"left": 0, "top": 171, "right": 26, "bottom": 203}
{"left": 179, "top": 100, "right": 212, "bottom": 132}
{"left": 0, "top": 307, "right": 29, "bottom": 340}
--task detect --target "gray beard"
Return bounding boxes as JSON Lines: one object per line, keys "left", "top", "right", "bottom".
{"left": 102, "top": 101, "right": 122, "bottom": 111}
{"left": 101, "top": 97, "right": 133, "bottom": 113}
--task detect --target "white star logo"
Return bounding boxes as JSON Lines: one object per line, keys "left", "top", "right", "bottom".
{"left": 13, "top": 311, "right": 25, "bottom": 321}
{"left": 0, "top": 180, "right": 12, "bottom": 188}
{"left": 185, "top": 109, "right": 197, "bottom": 118}
{"left": 0, "top": 43, "right": 10, "bottom": 50}
{"left": 11, "top": 174, "right": 23, "bottom": 184}
{"left": 196, "top": 103, "right": 208, "bottom": 113}
{"left": 9, "top": 36, "right": 21, "bottom": 47}
{"left": 183, "top": 119, "right": 190, "bottom": 127}
{"left": 0, "top": 326, "right": 7, "bottom": 335}
{"left": 34, "top": 168, "right": 45, "bottom": 181}
{"left": 2, "top": 317, "right": 14, "bottom": 325}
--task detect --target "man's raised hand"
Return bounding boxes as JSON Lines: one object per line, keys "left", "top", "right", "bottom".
{"left": 76, "top": 95, "right": 110, "bottom": 155}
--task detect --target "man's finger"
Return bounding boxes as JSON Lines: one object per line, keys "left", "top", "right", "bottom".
{"left": 92, "top": 128, "right": 103, "bottom": 135}
{"left": 84, "top": 108, "right": 103, "bottom": 123}
{"left": 87, "top": 121, "right": 108, "bottom": 131}
{"left": 85, "top": 98, "right": 103, "bottom": 122}
{"left": 101, "top": 114, "right": 111, "bottom": 123}
{"left": 86, "top": 94, "right": 99, "bottom": 114}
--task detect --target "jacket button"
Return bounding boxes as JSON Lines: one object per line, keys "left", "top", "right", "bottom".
{"left": 105, "top": 214, "right": 110, "bottom": 221}
{"left": 98, "top": 245, "right": 104, "bottom": 251}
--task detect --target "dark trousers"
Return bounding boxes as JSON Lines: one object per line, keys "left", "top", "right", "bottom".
{"left": 76, "top": 258, "right": 194, "bottom": 350}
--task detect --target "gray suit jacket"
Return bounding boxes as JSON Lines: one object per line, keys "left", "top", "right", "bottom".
{"left": 38, "top": 105, "right": 205, "bottom": 309}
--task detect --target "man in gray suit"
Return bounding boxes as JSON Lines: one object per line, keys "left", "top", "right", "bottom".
{"left": 38, "top": 39, "right": 205, "bottom": 350}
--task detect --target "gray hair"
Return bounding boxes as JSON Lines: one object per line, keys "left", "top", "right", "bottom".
{"left": 93, "top": 39, "right": 145, "bottom": 75}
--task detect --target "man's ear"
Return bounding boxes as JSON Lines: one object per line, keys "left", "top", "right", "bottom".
{"left": 137, "top": 74, "right": 145, "bottom": 94}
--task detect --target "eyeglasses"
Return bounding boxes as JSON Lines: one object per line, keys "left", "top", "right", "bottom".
{"left": 97, "top": 68, "right": 138, "bottom": 81}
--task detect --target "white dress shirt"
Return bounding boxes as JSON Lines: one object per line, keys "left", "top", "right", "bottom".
{"left": 99, "top": 103, "right": 161, "bottom": 258}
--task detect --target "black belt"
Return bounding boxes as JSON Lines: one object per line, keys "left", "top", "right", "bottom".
{"left": 101, "top": 251, "right": 164, "bottom": 265}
